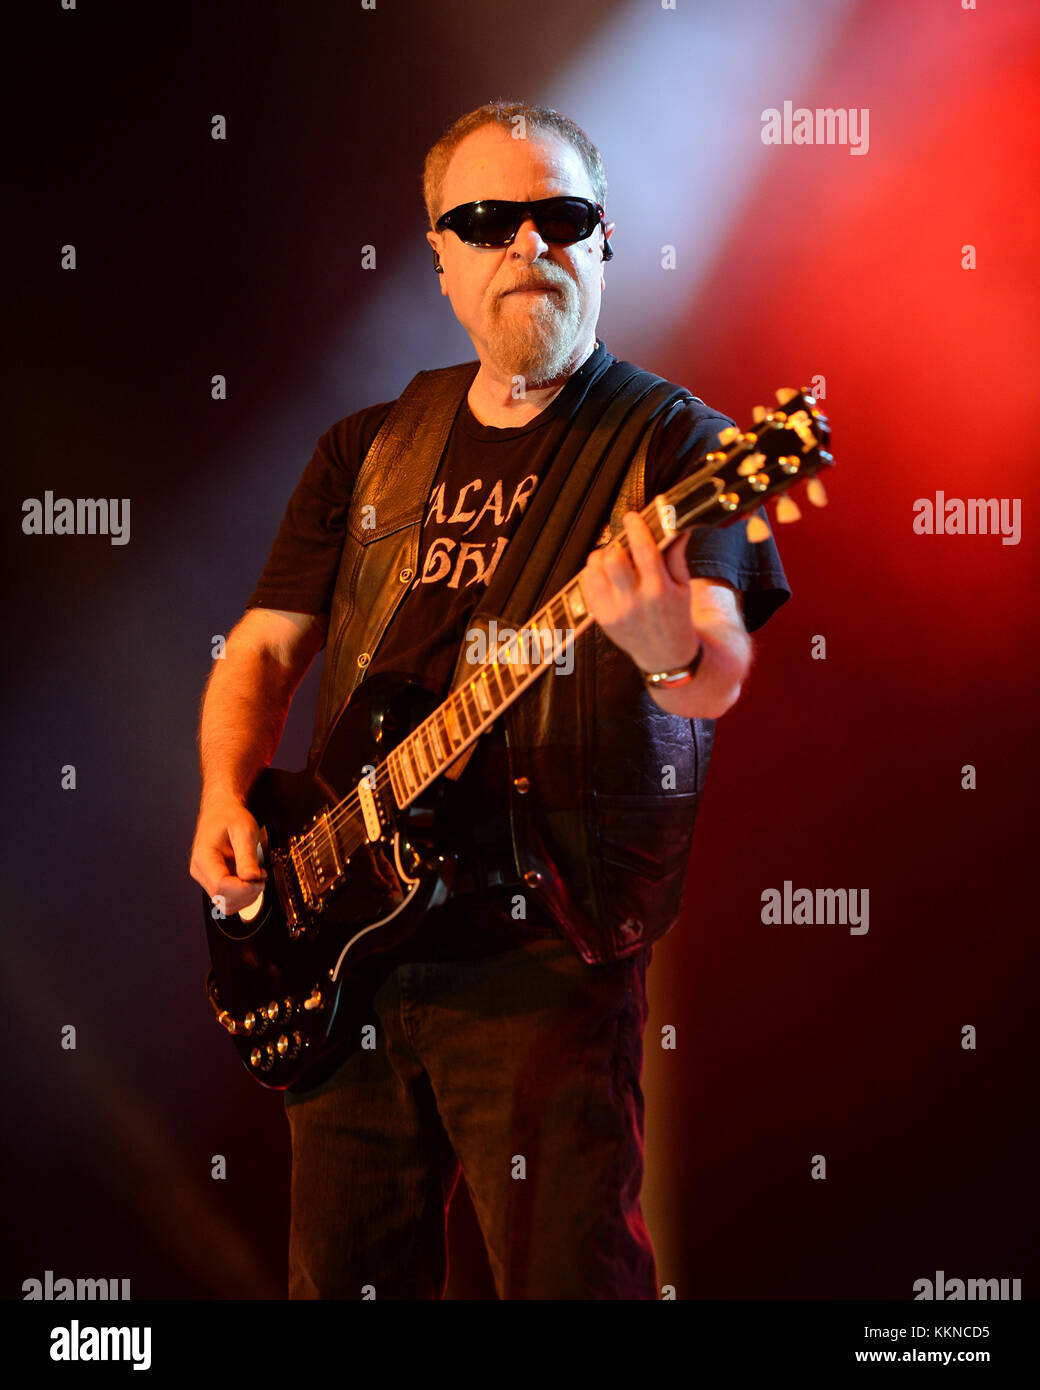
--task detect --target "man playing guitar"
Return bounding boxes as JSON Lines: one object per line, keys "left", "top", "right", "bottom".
{"left": 189, "top": 100, "right": 794, "bottom": 1299}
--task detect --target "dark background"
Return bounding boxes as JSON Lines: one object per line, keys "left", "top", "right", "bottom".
{"left": 5, "top": 0, "right": 1037, "bottom": 1300}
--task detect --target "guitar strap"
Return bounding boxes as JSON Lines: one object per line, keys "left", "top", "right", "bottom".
{"left": 470, "top": 368, "right": 692, "bottom": 636}
{"left": 441, "top": 355, "right": 694, "bottom": 776}
{"left": 346, "top": 350, "right": 694, "bottom": 782}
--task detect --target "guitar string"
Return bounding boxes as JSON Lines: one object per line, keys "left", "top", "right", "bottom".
{"left": 305, "top": 507, "right": 663, "bottom": 867}
{"left": 298, "top": 418, "right": 811, "bottom": 880}
{"left": 301, "top": 429, "right": 807, "bottom": 877}
{"left": 300, "top": 486, "right": 708, "bottom": 877}
{"left": 299, "top": 428, "right": 803, "bottom": 878}
{"left": 304, "top": 590, "right": 582, "bottom": 870}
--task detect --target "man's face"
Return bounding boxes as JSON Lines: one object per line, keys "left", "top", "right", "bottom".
{"left": 426, "top": 124, "right": 614, "bottom": 388}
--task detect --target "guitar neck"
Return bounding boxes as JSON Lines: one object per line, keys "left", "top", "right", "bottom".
{"left": 289, "top": 387, "right": 831, "bottom": 891}
{"left": 385, "top": 491, "right": 682, "bottom": 811}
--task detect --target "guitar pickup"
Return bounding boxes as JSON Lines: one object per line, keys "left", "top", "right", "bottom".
{"left": 357, "top": 777, "right": 383, "bottom": 842}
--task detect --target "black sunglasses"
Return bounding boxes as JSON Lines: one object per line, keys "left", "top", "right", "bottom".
{"left": 435, "top": 197, "right": 613, "bottom": 259}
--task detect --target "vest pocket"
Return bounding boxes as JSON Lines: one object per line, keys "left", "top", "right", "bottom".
{"left": 592, "top": 790, "right": 699, "bottom": 952}
{"left": 593, "top": 790, "right": 699, "bottom": 880}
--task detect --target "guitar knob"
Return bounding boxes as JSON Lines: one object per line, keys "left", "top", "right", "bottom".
{"left": 249, "top": 1047, "right": 273, "bottom": 1071}
{"left": 275, "top": 1033, "right": 290, "bottom": 1056}
{"left": 244, "top": 1011, "right": 258, "bottom": 1033}
{"left": 265, "top": 1000, "right": 280, "bottom": 1022}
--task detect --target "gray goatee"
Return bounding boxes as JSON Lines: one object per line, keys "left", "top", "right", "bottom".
{"left": 485, "top": 282, "right": 582, "bottom": 388}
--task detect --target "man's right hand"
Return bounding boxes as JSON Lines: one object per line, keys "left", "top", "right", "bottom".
{"left": 190, "top": 608, "right": 327, "bottom": 917}
{"left": 189, "top": 795, "right": 267, "bottom": 916}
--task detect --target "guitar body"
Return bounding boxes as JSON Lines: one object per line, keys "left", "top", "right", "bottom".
{"left": 203, "top": 672, "right": 464, "bottom": 1090}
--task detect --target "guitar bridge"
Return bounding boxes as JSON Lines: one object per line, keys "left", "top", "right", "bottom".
{"left": 270, "top": 847, "right": 309, "bottom": 935}
{"left": 287, "top": 802, "right": 365, "bottom": 919}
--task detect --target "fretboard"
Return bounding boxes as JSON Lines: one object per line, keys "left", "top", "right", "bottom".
{"left": 282, "top": 388, "right": 834, "bottom": 900}
{"left": 384, "top": 578, "right": 593, "bottom": 809}
{"left": 384, "top": 488, "right": 682, "bottom": 810}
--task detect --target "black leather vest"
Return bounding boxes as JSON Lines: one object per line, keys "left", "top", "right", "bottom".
{"left": 310, "top": 362, "right": 717, "bottom": 964}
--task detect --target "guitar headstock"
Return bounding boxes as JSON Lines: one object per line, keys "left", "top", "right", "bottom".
{"left": 664, "top": 388, "right": 834, "bottom": 542}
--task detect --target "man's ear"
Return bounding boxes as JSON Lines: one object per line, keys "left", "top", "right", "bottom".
{"left": 425, "top": 232, "right": 450, "bottom": 291}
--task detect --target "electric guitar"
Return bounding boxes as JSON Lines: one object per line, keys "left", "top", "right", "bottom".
{"left": 203, "top": 388, "right": 834, "bottom": 1089}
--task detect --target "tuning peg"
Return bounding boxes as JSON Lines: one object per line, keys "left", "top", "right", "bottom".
{"left": 751, "top": 405, "right": 767, "bottom": 423}
{"left": 737, "top": 451, "right": 766, "bottom": 477}
{"left": 806, "top": 478, "right": 828, "bottom": 508}
{"left": 775, "top": 387, "right": 799, "bottom": 405}
{"left": 717, "top": 426, "right": 741, "bottom": 446}
{"left": 775, "top": 494, "right": 801, "bottom": 524}
{"left": 745, "top": 514, "right": 771, "bottom": 543}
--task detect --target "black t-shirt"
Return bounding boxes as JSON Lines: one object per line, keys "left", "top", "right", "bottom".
{"left": 248, "top": 340, "right": 791, "bottom": 645}
{"left": 246, "top": 342, "right": 792, "bottom": 943}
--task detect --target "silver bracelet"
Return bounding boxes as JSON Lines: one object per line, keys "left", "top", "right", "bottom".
{"left": 640, "top": 644, "right": 704, "bottom": 689}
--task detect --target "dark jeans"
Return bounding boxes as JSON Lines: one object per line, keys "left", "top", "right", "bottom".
{"left": 283, "top": 893, "right": 657, "bottom": 1300}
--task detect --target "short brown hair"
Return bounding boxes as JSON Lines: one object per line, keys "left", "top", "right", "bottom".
{"left": 422, "top": 100, "right": 608, "bottom": 228}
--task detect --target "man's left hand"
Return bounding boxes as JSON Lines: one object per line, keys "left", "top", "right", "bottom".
{"left": 579, "top": 510, "right": 700, "bottom": 673}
